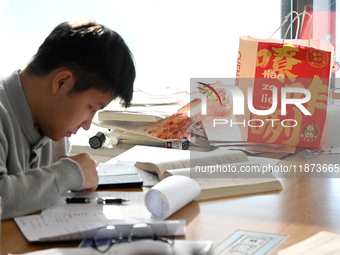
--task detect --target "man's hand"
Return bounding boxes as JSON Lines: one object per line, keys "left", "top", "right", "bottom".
{"left": 60, "top": 153, "right": 99, "bottom": 191}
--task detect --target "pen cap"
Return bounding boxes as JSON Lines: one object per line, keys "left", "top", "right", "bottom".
{"left": 145, "top": 176, "right": 201, "bottom": 220}
{"left": 89, "top": 132, "right": 106, "bottom": 149}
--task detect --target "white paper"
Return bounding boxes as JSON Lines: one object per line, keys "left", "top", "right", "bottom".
{"left": 8, "top": 240, "right": 212, "bottom": 255}
{"left": 145, "top": 176, "right": 201, "bottom": 220}
{"left": 105, "top": 145, "right": 193, "bottom": 165}
{"left": 41, "top": 191, "right": 151, "bottom": 221}
{"left": 15, "top": 190, "right": 187, "bottom": 243}
{"left": 14, "top": 211, "right": 112, "bottom": 242}
{"left": 14, "top": 211, "right": 186, "bottom": 242}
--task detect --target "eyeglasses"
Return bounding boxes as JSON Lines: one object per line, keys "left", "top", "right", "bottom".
{"left": 91, "top": 223, "right": 174, "bottom": 253}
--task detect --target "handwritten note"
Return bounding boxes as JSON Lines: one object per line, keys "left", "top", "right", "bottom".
{"left": 14, "top": 211, "right": 186, "bottom": 242}
{"left": 14, "top": 211, "right": 112, "bottom": 242}
{"left": 41, "top": 191, "right": 151, "bottom": 221}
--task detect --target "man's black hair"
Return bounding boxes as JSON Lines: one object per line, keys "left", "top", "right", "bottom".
{"left": 27, "top": 20, "right": 135, "bottom": 107}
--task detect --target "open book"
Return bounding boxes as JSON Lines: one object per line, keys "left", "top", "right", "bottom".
{"left": 133, "top": 146, "right": 282, "bottom": 200}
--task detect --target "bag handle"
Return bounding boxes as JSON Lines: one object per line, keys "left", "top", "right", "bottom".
{"left": 269, "top": 11, "right": 313, "bottom": 47}
{"left": 269, "top": 11, "right": 300, "bottom": 40}
{"left": 283, "top": 11, "right": 313, "bottom": 47}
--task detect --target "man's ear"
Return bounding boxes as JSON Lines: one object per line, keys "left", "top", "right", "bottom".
{"left": 51, "top": 70, "right": 75, "bottom": 95}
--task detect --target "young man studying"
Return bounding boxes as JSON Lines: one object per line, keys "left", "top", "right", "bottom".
{"left": 0, "top": 20, "right": 135, "bottom": 220}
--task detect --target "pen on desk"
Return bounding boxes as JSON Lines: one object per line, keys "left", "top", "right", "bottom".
{"left": 65, "top": 197, "right": 129, "bottom": 204}
{"left": 65, "top": 197, "right": 91, "bottom": 203}
{"left": 97, "top": 198, "right": 129, "bottom": 204}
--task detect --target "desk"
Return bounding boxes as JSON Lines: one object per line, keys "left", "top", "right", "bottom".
{"left": 2, "top": 171, "right": 340, "bottom": 255}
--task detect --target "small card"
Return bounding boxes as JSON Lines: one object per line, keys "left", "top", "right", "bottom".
{"left": 213, "top": 230, "right": 287, "bottom": 255}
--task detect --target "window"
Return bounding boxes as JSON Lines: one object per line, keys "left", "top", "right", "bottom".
{"left": 0, "top": 0, "right": 280, "bottom": 91}
{"left": 281, "top": 0, "right": 338, "bottom": 87}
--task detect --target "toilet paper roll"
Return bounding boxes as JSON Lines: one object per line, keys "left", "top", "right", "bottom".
{"left": 145, "top": 176, "right": 201, "bottom": 220}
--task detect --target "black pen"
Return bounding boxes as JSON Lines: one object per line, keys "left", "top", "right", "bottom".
{"left": 65, "top": 197, "right": 91, "bottom": 203}
{"left": 65, "top": 197, "right": 129, "bottom": 204}
{"left": 97, "top": 197, "right": 129, "bottom": 204}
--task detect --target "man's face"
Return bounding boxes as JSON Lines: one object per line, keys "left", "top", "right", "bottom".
{"left": 41, "top": 88, "right": 115, "bottom": 141}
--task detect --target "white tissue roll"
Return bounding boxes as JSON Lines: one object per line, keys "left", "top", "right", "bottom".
{"left": 321, "top": 105, "right": 340, "bottom": 148}
{"left": 145, "top": 176, "right": 201, "bottom": 220}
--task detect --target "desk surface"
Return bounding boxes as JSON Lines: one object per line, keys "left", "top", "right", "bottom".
{"left": 2, "top": 172, "right": 340, "bottom": 255}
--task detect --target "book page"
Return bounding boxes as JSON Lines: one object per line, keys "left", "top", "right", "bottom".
{"left": 166, "top": 168, "right": 191, "bottom": 177}
{"left": 148, "top": 149, "right": 248, "bottom": 179}
{"left": 166, "top": 161, "right": 282, "bottom": 200}
{"left": 168, "top": 161, "right": 280, "bottom": 189}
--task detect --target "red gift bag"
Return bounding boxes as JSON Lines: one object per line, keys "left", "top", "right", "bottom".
{"left": 235, "top": 12, "right": 334, "bottom": 148}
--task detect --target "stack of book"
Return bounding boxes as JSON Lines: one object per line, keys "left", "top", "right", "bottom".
{"left": 106, "top": 130, "right": 168, "bottom": 147}
{"left": 94, "top": 89, "right": 190, "bottom": 149}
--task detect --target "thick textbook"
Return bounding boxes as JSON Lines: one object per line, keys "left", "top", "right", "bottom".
{"left": 133, "top": 146, "right": 282, "bottom": 200}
